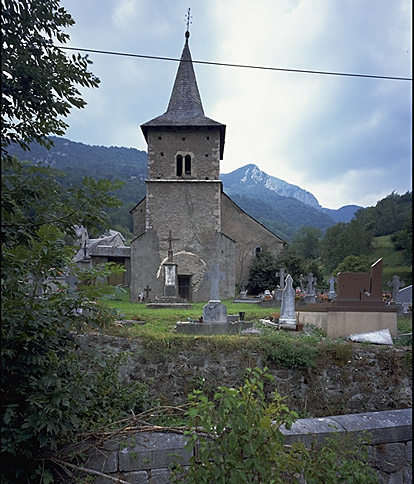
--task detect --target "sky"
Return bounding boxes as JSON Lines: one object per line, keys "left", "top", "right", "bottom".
{"left": 59, "top": 0, "right": 412, "bottom": 210}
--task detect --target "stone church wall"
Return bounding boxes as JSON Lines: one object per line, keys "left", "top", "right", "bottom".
{"left": 221, "top": 192, "right": 285, "bottom": 287}
{"left": 130, "top": 229, "right": 235, "bottom": 303}
{"left": 131, "top": 198, "right": 146, "bottom": 238}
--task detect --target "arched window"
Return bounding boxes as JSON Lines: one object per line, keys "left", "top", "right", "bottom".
{"left": 176, "top": 155, "right": 183, "bottom": 176}
{"left": 254, "top": 246, "right": 262, "bottom": 257}
{"left": 185, "top": 154, "right": 191, "bottom": 175}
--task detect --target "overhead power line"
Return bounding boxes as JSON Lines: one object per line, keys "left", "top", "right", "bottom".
{"left": 57, "top": 45, "right": 412, "bottom": 82}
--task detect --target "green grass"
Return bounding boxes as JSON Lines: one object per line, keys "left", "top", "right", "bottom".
{"left": 397, "top": 317, "right": 412, "bottom": 334}
{"left": 99, "top": 289, "right": 411, "bottom": 353}
{"left": 371, "top": 235, "right": 412, "bottom": 287}
{"left": 103, "top": 291, "right": 281, "bottom": 336}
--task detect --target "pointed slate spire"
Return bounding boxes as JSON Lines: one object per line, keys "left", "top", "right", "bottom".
{"left": 141, "top": 31, "right": 226, "bottom": 158}
{"left": 165, "top": 32, "right": 205, "bottom": 118}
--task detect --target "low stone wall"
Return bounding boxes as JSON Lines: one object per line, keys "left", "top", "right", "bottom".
{"left": 76, "top": 333, "right": 412, "bottom": 417}
{"left": 67, "top": 408, "right": 412, "bottom": 484}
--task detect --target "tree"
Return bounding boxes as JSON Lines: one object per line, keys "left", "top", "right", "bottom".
{"left": 1, "top": 2, "right": 147, "bottom": 482}
{"left": 333, "top": 255, "right": 372, "bottom": 275}
{"left": 320, "top": 220, "right": 373, "bottom": 273}
{"left": 1, "top": 0, "right": 99, "bottom": 152}
{"left": 291, "top": 226, "right": 322, "bottom": 261}
{"left": 246, "top": 247, "right": 278, "bottom": 295}
{"left": 274, "top": 247, "right": 305, "bottom": 288}
{"left": 391, "top": 218, "right": 412, "bottom": 265}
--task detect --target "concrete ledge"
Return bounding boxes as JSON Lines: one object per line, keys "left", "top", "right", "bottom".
{"left": 119, "top": 432, "right": 191, "bottom": 471}
{"left": 296, "top": 310, "right": 398, "bottom": 338}
{"left": 280, "top": 409, "right": 412, "bottom": 446}
{"left": 70, "top": 409, "right": 412, "bottom": 483}
{"left": 176, "top": 321, "right": 253, "bottom": 335}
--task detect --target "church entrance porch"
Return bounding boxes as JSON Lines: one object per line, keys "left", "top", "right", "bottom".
{"left": 178, "top": 275, "right": 191, "bottom": 301}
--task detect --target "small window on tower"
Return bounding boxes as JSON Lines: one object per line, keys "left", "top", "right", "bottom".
{"left": 185, "top": 155, "right": 191, "bottom": 175}
{"left": 254, "top": 246, "right": 262, "bottom": 258}
{"left": 176, "top": 155, "right": 183, "bottom": 176}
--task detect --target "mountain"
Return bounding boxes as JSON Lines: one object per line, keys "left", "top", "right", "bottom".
{"left": 7, "top": 138, "right": 359, "bottom": 242}
{"left": 222, "top": 164, "right": 322, "bottom": 210}
{"left": 221, "top": 164, "right": 339, "bottom": 240}
{"left": 322, "top": 205, "right": 363, "bottom": 223}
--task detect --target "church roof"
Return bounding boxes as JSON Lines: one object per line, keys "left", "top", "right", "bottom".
{"left": 141, "top": 32, "right": 226, "bottom": 158}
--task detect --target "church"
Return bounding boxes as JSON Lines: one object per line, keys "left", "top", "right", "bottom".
{"left": 130, "top": 29, "right": 285, "bottom": 303}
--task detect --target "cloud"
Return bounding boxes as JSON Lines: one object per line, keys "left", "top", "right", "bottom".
{"left": 60, "top": 0, "right": 411, "bottom": 209}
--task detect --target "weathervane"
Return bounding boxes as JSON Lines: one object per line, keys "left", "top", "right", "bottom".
{"left": 185, "top": 8, "right": 192, "bottom": 35}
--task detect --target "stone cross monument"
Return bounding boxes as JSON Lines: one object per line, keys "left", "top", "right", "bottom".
{"left": 279, "top": 274, "right": 296, "bottom": 327}
{"left": 204, "top": 263, "right": 225, "bottom": 301}
{"left": 328, "top": 276, "right": 337, "bottom": 300}
{"left": 387, "top": 275, "right": 405, "bottom": 302}
{"left": 203, "top": 264, "right": 227, "bottom": 323}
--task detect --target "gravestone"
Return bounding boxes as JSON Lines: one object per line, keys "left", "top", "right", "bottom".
{"left": 279, "top": 274, "right": 296, "bottom": 327}
{"left": 64, "top": 272, "right": 78, "bottom": 290}
{"left": 299, "top": 274, "right": 305, "bottom": 293}
{"left": 275, "top": 268, "right": 285, "bottom": 300}
{"left": 387, "top": 275, "right": 405, "bottom": 302}
{"left": 203, "top": 264, "right": 227, "bottom": 323}
{"left": 335, "top": 258, "right": 384, "bottom": 307}
{"left": 304, "top": 272, "right": 317, "bottom": 304}
{"left": 395, "top": 284, "right": 412, "bottom": 316}
{"left": 306, "top": 272, "right": 317, "bottom": 295}
{"left": 328, "top": 276, "right": 337, "bottom": 300}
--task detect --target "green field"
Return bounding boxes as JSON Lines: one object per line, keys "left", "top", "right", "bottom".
{"left": 372, "top": 235, "right": 412, "bottom": 287}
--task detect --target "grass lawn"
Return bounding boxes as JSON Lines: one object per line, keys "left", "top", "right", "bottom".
{"left": 100, "top": 289, "right": 412, "bottom": 346}
{"left": 372, "top": 235, "right": 412, "bottom": 286}
{"left": 102, "top": 291, "right": 281, "bottom": 337}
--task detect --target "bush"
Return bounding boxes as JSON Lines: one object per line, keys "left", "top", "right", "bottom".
{"left": 174, "top": 367, "right": 377, "bottom": 483}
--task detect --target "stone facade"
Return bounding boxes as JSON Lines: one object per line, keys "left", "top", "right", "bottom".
{"left": 221, "top": 193, "right": 285, "bottom": 287}
{"left": 130, "top": 32, "right": 284, "bottom": 303}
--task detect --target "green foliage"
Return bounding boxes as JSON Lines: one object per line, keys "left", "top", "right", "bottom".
{"left": 7, "top": 137, "right": 147, "bottom": 240}
{"left": 259, "top": 334, "right": 318, "bottom": 369}
{"left": 178, "top": 368, "right": 298, "bottom": 483}
{"left": 321, "top": 220, "right": 373, "bottom": 273}
{"left": 291, "top": 226, "right": 322, "bottom": 260}
{"left": 274, "top": 247, "right": 306, "bottom": 288}
{"left": 1, "top": 0, "right": 99, "bottom": 152}
{"left": 1, "top": 2, "right": 149, "bottom": 480}
{"left": 355, "top": 191, "right": 412, "bottom": 237}
{"left": 391, "top": 218, "right": 412, "bottom": 265}
{"left": 333, "top": 254, "right": 372, "bottom": 275}
{"left": 246, "top": 246, "right": 278, "bottom": 294}
{"left": 297, "top": 434, "right": 378, "bottom": 484}
{"left": 175, "top": 368, "right": 377, "bottom": 483}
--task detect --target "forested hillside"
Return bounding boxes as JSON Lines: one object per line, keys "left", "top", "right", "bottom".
{"left": 7, "top": 136, "right": 147, "bottom": 238}
{"left": 8, "top": 137, "right": 338, "bottom": 241}
{"left": 268, "top": 191, "right": 412, "bottom": 293}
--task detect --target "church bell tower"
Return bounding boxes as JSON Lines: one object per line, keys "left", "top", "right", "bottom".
{"left": 130, "top": 27, "right": 235, "bottom": 303}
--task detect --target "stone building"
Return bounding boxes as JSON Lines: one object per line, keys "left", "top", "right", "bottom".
{"left": 130, "top": 30, "right": 284, "bottom": 302}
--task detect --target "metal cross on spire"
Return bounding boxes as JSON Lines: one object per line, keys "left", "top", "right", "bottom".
{"left": 185, "top": 8, "right": 192, "bottom": 35}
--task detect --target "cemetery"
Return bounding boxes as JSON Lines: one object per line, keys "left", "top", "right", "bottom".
{"left": 2, "top": 4, "right": 412, "bottom": 482}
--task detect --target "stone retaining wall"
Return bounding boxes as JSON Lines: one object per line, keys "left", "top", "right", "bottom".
{"left": 76, "top": 333, "right": 412, "bottom": 417}
{"left": 70, "top": 409, "right": 412, "bottom": 484}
